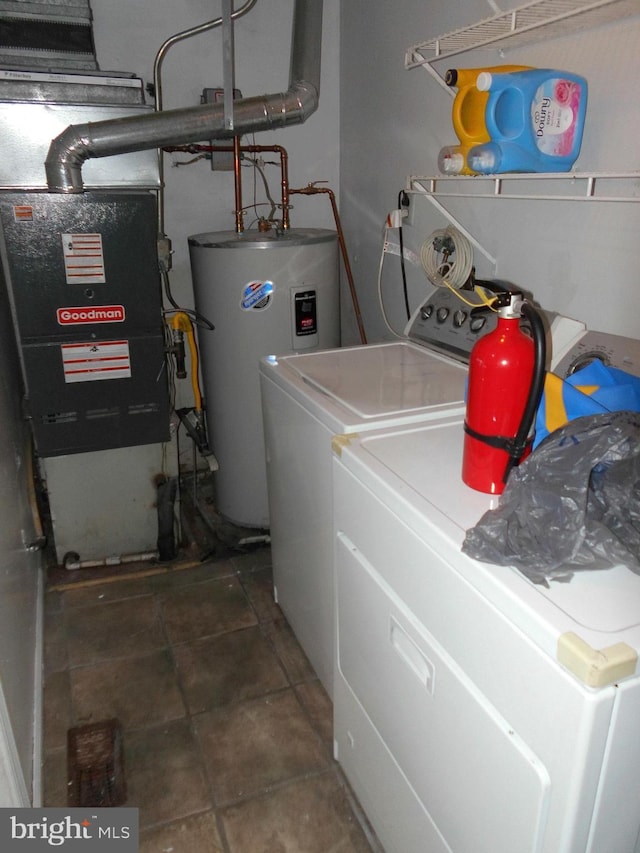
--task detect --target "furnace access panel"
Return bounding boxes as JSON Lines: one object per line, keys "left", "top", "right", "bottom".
{"left": 0, "top": 191, "right": 170, "bottom": 456}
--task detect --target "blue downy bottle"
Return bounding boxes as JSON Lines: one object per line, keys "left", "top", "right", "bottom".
{"left": 467, "top": 69, "right": 588, "bottom": 174}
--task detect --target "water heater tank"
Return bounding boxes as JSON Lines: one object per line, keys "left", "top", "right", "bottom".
{"left": 188, "top": 228, "right": 340, "bottom": 529}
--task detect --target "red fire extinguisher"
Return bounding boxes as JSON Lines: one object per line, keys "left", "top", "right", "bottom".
{"left": 462, "top": 290, "right": 547, "bottom": 494}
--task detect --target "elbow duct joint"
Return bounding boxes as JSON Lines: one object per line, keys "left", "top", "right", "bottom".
{"left": 44, "top": 0, "right": 323, "bottom": 193}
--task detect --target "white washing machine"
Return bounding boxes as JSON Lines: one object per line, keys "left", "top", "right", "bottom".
{"left": 259, "top": 287, "right": 585, "bottom": 694}
{"left": 331, "top": 332, "right": 640, "bottom": 853}
{"left": 260, "top": 288, "right": 481, "bottom": 694}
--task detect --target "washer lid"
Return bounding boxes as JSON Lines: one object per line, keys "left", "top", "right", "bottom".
{"left": 277, "top": 342, "right": 467, "bottom": 419}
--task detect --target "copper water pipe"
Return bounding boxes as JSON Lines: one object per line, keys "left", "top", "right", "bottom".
{"left": 289, "top": 183, "right": 367, "bottom": 344}
{"left": 163, "top": 147, "right": 366, "bottom": 342}
{"left": 164, "top": 143, "right": 290, "bottom": 230}
{"left": 234, "top": 143, "right": 291, "bottom": 230}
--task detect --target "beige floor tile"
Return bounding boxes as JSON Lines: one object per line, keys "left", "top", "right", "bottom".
{"left": 65, "top": 595, "right": 165, "bottom": 666}
{"left": 231, "top": 548, "right": 273, "bottom": 576}
{"left": 239, "top": 567, "right": 282, "bottom": 623}
{"left": 42, "top": 747, "right": 69, "bottom": 807}
{"left": 43, "top": 592, "right": 68, "bottom": 674}
{"left": 294, "top": 680, "right": 334, "bottom": 753}
{"left": 160, "top": 576, "right": 257, "bottom": 645}
{"left": 70, "top": 649, "right": 186, "bottom": 729}
{"left": 195, "top": 689, "right": 329, "bottom": 806}
{"left": 125, "top": 719, "right": 212, "bottom": 830}
{"left": 220, "top": 771, "right": 375, "bottom": 853}
{"left": 43, "top": 669, "right": 73, "bottom": 752}
{"left": 62, "top": 575, "right": 155, "bottom": 609}
{"left": 174, "top": 625, "right": 288, "bottom": 714}
{"left": 150, "top": 559, "right": 236, "bottom": 592}
{"left": 139, "top": 811, "right": 224, "bottom": 853}
{"left": 262, "top": 615, "right": 316, "bottom": 684}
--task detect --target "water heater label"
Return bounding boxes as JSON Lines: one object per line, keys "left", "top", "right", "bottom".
{"left": 62, "top": 233, "right": 106, "bottom": 284}
{"left": 294, "top": 290, "right": 318, "bottom": 336}
{"left": 61, "top": 340, "right": 131, "bottom": 383}
{"left": 57, "top": 305, "right": 126, "bottom": 325}
{"left": 241, "top": 280, "right": 274, "bottom": 311}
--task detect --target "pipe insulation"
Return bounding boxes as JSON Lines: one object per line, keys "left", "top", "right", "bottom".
{"left": 45, "top": 0, "right": 323, "bottom": 193}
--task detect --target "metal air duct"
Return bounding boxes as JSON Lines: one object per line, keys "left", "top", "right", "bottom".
{"left": 45, "top": 0, "right": 323, "bottom": 193}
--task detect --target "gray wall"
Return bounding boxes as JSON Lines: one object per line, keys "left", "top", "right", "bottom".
{"left": 0, "top": 258, "right": 43, "bottom": 805}
{"left": 339, "top": 0, "right": 640, "bottom": 345}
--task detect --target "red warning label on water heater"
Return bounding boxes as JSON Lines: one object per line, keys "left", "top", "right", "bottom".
{"left": 57, "top": 305, "right": 126, "bottom": 325}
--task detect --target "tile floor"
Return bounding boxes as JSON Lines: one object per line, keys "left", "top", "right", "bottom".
{"left": 42, "top": 546, "right": 381, "bottom": 852}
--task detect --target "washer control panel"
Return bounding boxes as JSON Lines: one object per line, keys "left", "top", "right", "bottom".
{"left": 405, "top": 288, "right": 498, "bottom": 362}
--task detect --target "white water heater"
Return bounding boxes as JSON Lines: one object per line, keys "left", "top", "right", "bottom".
{"left": 188, "top": 228, "right": 340, "bottom": 528}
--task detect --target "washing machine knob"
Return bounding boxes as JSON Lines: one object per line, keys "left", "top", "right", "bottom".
{"left": 421, "top": 305, "right": 433, "bottom": 320}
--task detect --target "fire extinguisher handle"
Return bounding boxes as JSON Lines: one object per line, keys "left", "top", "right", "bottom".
{"left": 469, "top": 278, "right": 518, "bottom": 315}
{"left": 470, "top": 277, "right": 511, "bottom": 295}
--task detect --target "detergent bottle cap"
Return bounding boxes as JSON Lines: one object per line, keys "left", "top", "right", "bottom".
{"left": 438, "top": 146, "right": 467, "bottom": 175}
{"left": 468, "top": 142, "right": 501, "bottom": 173}
{"left": 445, "top": 68, "right": 458, "bottom": 87}
{"left": 476, "top": 72, "right": 492, "bottom": 91}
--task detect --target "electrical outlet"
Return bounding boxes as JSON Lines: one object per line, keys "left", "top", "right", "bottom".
{"left": 400, "top": 191, "right": 414, "bottom": 227}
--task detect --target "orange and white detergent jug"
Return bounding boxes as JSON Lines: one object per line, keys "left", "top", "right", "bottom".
{"left": 439, "top": 65, "right": 531, "bottom": 175}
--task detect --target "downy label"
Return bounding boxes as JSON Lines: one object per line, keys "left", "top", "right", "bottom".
{"left": 532, "top": 78, "right": 583, "bottom": 157}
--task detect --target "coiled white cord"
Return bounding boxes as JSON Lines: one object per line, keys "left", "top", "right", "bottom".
{"left": 420, "top": 226, "right": 474, "bottom": 289}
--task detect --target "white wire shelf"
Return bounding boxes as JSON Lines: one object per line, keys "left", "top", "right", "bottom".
{"left": 407, "top": 172, "right": 640, "bottom": 203}
{"left": 406, "top": 0, "right": 639, "bottom": 89}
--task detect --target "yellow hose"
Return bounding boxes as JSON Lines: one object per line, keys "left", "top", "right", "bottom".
{"left": 170, "top": 312, "right": 203, "bottom": 412}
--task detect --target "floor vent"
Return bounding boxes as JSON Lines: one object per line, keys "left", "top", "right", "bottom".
{"left": 67, "top": 718, "right": 126, "bottom": 807}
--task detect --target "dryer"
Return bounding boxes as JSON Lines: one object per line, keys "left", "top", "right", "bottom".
{"left": 331, "top": 331, "right": 640, "bottom": 853}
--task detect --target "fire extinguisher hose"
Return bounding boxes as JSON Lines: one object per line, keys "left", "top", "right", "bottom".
{"left": 503, "top": 302, "right": 547, "bottom": 482}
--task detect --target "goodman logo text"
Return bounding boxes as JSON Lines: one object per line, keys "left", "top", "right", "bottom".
{"left": 57, "top": 305, "right": 126, "bottom": 326}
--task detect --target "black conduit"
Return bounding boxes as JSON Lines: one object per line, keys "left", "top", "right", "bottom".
{"left": 503, "top": 302, "right": 547, "bottom": 483}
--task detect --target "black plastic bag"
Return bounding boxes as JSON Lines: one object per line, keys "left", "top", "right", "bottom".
{"left": 461, "top": 411, "right": 640, "bottom": 586}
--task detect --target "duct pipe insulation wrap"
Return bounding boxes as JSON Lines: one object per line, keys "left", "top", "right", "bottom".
{"left": 45, "top": 0, "right": 323, "bottom": 192}
{"left": 188, "top": 228, "right": 340, "bottom": 529}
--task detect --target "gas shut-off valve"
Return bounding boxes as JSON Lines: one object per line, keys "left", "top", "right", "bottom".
{"left": 169, "top": 324, "right": 187, "bottom": 379}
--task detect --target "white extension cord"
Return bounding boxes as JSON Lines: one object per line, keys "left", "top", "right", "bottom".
{"left": 420, "top": 225, "right": 474, "bottom": 289}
